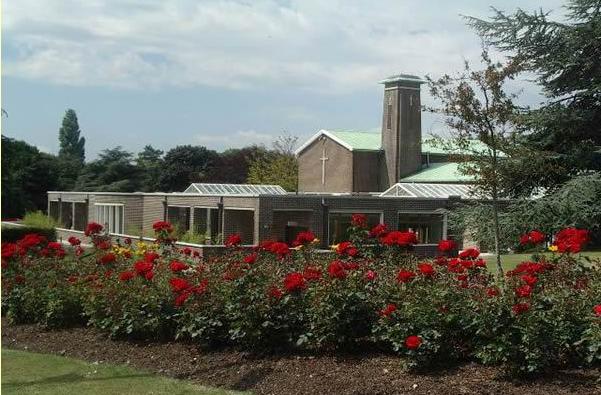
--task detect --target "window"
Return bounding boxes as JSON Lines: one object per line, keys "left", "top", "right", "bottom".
{"left": 398, "top": 213, "right": 443, "bottom": 244}
{"left": 386, "top": 104, "right": 393, "bottom": 130}
{"left": 95, "top": 204, "right": 124, "bottom": 234}
{"left": 167, "top": 206, "right": 191, "bottom": 232}
{"left": 193, "top": 207, "right": 220, "bottom": 242}
{"left": 328, "top": 212, "right": 382, "bottom": 245}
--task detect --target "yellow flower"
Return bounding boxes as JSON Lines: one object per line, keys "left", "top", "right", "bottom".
{"left": 311, "top": 238, "right": 320, "bottom": 244}
{"left": 331, "top": 244, "right": 339, "bottom": 251}
{"left": 548, "top": 245, "right": 558, "bottom": 252}
{"left": 291, "top": 245, "right": 303, "bottom": 251}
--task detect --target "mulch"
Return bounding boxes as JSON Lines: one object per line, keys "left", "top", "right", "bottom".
{"left": 2, "top": 319, "right": 600, "bottom": 395}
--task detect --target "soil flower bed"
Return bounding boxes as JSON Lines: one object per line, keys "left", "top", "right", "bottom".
{"left": 2, "top": 217, "right": 601, "bottom": 381}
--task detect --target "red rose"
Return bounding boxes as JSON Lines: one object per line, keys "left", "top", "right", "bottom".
{"left": 152, "top": 220, "right": 173, "bottom": 233}
{"left": 170, "top": 260, "right": 189, "bottom": 272}
{"left": 418, "top": 263, "right": 435, "bottom": 277}
{"left": 292, "top": 230, "right": 317, "bottom": 247}
{"left": 512, "top": 302, "right": 530, "bottom": 315}
{"left": 381, "top": 231, "right": 418, "bottom": 247}
{"left": 181, "top": 247, "right": 192, "bottom": 255}
{"left": 554, "top": 228, "right": 589, "bottom": 253}
{"left": 2, "top": 243, "right": 17, "bottom": 259}
{"left": 458, "top": 248, "right": 480, "bottom": 259}
{"left": 119, "top": 271, "right": 135, "bottom": 282}
{"left": 364, "top": 270, "right": 377, "bottom": 281}
{"left": 437, "top": 239, "right": 456, "bottom": 253}
{"left": 174, "top": 291, "right": 190, "bottom": 307}
{"left": 243, "top": 253, "right": 258, "bottom": 264}
{"left": 283, "top": 272, "right": 306, "bottom": 293}
{"left": 369, "top": 223, "right": 388, "bottom": 238}
{"left": 225, "top": 234, "right": 242, "bottom": 247}
{"left": 594, "top": 305, "right": 601, "bottom": 316}
{"left": 134, "top": 260, "right": 153, "bottom": 275}
{"left": 379, "top": 303, "right": 397, "bottom": 318}
{"left": 144, "top": 271, "right": 154, "bottom": 281}
{"left": 520, "top": 274, "right": 538, "bottom": 286}
{"left": 336, "top": 241, "right": 359, "bottom": 257}
{"left": 405, "top": 335, "right": 422, "bottom": 350}
{"left": 124, "top": 237, "right": 132, "bottom": 245}
{"left": 169, "top": 277, "right": 191, "bottom": 293}
{"left": 396, "top": 269, "right": 416, "bottom": 283}
{"left": 96, "top": 241, "right": 111, "bottom": 250}
{"left": 519, "top": 234, "right": 531, "bottom": 246}
{"left": 486, "top": 287, "right": 499, "bottom": 297}
{"left": 85, "top": 222, "right": 103, "bottom": 236}
{"left": 327, "top": 260, "right": 347, "bottom": 279}
{"left": 144, "top": 251, "right": 160, "bottom": 262}
{"left": 351, "top": 213, "right": 368, "bottom": 228}
{"left": 528, "top": 230, "right": 545, "bottom": 244}
{"left": 515, "top": 284, "right": 533, "bottom": 298}
{"left": 260, "top": 241, "right": 290, "bottom": 258}
{"left": 268, "top": 286, "right": 283, "bottom": 300}
{"left": 99, "top": 253, "right": 116, "bottom": 265}
{"left": 303, "top": 266, "right": 322, "bottom": 281}
{"left": 67, "top": 275, "right": 78, "bottom": 284}
{"left": 68, "top": 236, "right": 81, "bottom": 246}
{"left": 191, "top": 279, "right": 208, "bottom": 295}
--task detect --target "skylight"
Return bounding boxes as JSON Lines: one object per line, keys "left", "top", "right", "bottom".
{"left": 183, "top": 183, "right": 287, "bottom": 196}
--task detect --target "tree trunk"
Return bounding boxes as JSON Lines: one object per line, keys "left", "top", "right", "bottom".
{"left": 491, "top": 185, "right": 504, "bottom": 279}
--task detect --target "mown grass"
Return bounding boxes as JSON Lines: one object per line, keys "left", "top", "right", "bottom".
{"left": 1, "top": 348, "right": 243, "bottom": 395}
{"left": 484, "top": 251, "right": 601, "bottom": 273}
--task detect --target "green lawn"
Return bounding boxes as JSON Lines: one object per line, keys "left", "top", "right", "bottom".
{"left": 484, "top": 251, "right": 601, "bottom": 273}
{"left": 1, "top": 348, "right": 242, "bottom": 395}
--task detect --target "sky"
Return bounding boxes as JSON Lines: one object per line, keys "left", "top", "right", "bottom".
{"left": 2, "top": 0, "right": 565, "bottom": 159}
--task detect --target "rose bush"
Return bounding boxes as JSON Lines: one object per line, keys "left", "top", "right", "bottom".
{"left": 1, "top": 221, "right": 600, "bottom": 375}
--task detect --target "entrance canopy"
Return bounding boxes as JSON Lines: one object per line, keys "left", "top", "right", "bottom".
{"left": 380, "top": 183, "right": 474, "bottom": 199}
{"left": 183, "top": 183, "right": 287, "bottom": 196}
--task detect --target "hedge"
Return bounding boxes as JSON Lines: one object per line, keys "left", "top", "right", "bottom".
{"left": 1, "top": 225, "right": 56, "bottom": 242}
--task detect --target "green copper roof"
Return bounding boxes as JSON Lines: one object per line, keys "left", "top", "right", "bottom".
{"left": 327, "top": 130, "right": 382, "bottom": 151}
{"left": 400, "top": 162, "right": 475, "bottom": 183}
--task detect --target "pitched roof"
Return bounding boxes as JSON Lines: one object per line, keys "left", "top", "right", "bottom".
{"left": 399, "top": 162, "right": 474, "bottom": 183}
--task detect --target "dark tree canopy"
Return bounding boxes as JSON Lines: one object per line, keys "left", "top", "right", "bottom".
{"left": 467, "top": 0, "right": 601, "bottom": 193}
{"left": 1, "top": 136, "right": 60, "bottom": 218}
{"left": 159, "top": 145, "right": 220, "bottom": 192}
{"left": 58, "top": 109, "right": 85, "bottom": 163}
{"left": 136, "top": 145, "right": 164, "bottom": 192}
{"left": 75, "top": 147, "right": 142, "bottom": 192}
{"left": 211, "top": 145, "right": 269, "bottom": 184}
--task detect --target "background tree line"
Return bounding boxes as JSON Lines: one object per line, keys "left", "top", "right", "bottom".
{"left": 1, "top": 108, "right": 298, "bottom": 218}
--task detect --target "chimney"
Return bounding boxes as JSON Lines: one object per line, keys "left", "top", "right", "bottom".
{"left": 380, "top": 74, "right": 424, "bottom": 188}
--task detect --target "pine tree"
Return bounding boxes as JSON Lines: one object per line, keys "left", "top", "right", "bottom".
{"left": 58, "top": 109, "right": 85, "bottom": 163}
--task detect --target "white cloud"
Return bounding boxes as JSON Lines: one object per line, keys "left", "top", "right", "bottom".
{"left": 2, "top": 0, "right": 566, "bottom": 94}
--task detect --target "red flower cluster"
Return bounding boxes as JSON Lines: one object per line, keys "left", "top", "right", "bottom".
{"left": 283, "top": 272, "right": 306, "bottom": 293}
{"left": 259, "top": 241, "right": 290, "bottom": 258}
{"left": 405, "top": 335, "right": 422, "bottom": 350}
{"left": 507, "top": 261, "right": 552, "bottom": 276}
{"left": 303, "top": 265, "right": 322, "bottom": 281}
{"left": 169, "top": 277, "right": 191, "bottom": 293}
{"left": 119, "top": 271, "right": 135, "bottom": 282}
{"left": 243, "top": 253, "right": 258, "bottom": 264}
{"left": 397, "top": 269, "right": 416, "bottom": 283}
{"left": 170, "top": 260, "right": 189, "bottom": 272}
{"left": 379, "top": 303, "right": 397, "bottom": 318}
{"left": 364, "top": 270, "right": 377, "bottom": 281}
{"left": 327, "top": 260, "right": 347, "bottom": 279}
{"left": 418, "top": 263, "right": 435, "bottom": 277}
{"left": 99, "top": 253, "right": 117, "bottom": 265}
{"left": 225, "top": 234, "right": 242, "bottom": 247}
{"left": 594, "top": 305, "right": 601, "bottom": 317}
{"left": 381, "top": 231, "right": 417, "bottom": 247}
{"left": 68, "top": 236, "right": 81, "bottom": 246}
{"left": 519, "top": 230, "right": 546, "bottom": 246}
{"left": 458, "top": 248, "right": 480, "bottom": 259}
{"left": 152, "top": 221, "right": 173, "bottom": 233}
{"left": 85, "top": 222, "right": 103, "bottom": 236}
{"left": 336, "top": 241, "right": 359, "bottom": 257}
{"left": 351, "top": 213, "right": 368, "bottom": 228}
{"left": 512, "top": 302, "right": 530, "bottom": 315}
{"left": 437, "top": 239, "right": 457, "bottom": 253}
{"left": 292, "top": 230, "right": 317, "bottom": 247}
{"left": 515, "top": 284, "right": 533, "bottom": 298}
{"left": 369, "top": 223, "right": 388, "bottom": 238}
{"left": 554, "top": 228, "right": 589, "bottom": 253}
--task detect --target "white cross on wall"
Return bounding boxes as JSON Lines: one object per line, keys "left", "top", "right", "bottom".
{"left": 320, "top": 147, "right": 329, "bottom": 185}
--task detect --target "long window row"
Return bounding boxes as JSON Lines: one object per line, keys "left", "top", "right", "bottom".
{"left": 95, "top": 204, "right": 124, "bottom": 234}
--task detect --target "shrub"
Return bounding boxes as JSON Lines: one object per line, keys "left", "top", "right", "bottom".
{"left": 22, "top": 211, "right": 59, "bottom": 229}
{"left": 1, "top": 221, "right": 600, "bottom": 375}
{"left": 1, "top": 225, "right": 56, "bottom": 242}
